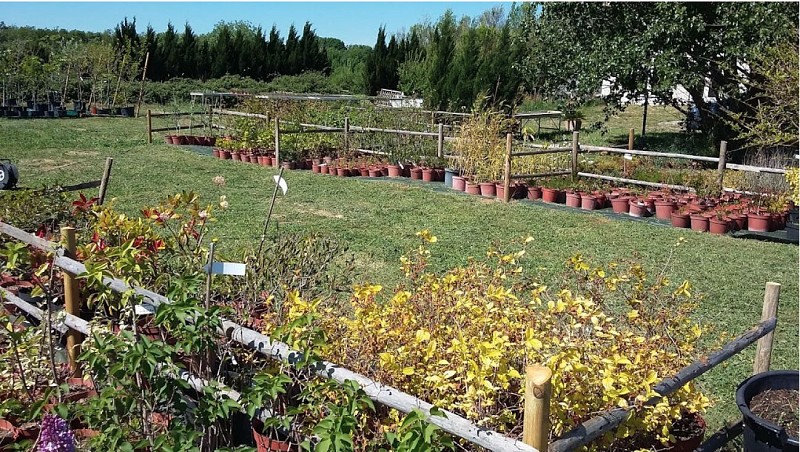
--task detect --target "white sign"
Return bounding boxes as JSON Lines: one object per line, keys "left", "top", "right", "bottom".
{"left": 205, "top": 262, "right": 247, "bottom": 276}
{"left": 273, "top": 175, "right": 288, "bottom": 195}
{"left": 624, "top": 153, "right": 633, "bottom": 161}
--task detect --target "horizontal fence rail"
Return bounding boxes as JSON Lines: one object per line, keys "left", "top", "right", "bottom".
{"left": 0, "top": 221, "right": 538, "bottom": 452}
{"left": 548, "top": 316, "right": 778, "bottom": 452}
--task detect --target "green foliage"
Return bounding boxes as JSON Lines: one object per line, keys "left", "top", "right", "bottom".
{"left": 0, "top": 188, "right": 75, "bottom": 237}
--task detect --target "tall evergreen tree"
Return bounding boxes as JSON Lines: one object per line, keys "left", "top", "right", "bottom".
{"left": 181, "top": 23, "right": 197, "bottom": 78}
{"left": 284, "top": 25, "right": 300, "bottom": 74}
{"left": 266, "top": 25, "right": 283, "bottom": 76}
{"left": 158, "top": 22, "right": 179, "bottom": 79}
{"left": 211, "top": 24, "right": 233, "bottom": 78}
{"left": 428, "top": 11, "right": 457, "bottom": 110}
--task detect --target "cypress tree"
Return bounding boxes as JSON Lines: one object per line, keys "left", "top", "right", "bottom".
{"left": 266, "top": 25, "right": 283, "bottom": 77}
{"left": 285, "top": 25, "right": 300, "bottom": 74}
{"left": 211, "top": 24, "right": 232, "bottom": 78}
{"left": 181, "top": 23, "right": 197, "bottom": 78}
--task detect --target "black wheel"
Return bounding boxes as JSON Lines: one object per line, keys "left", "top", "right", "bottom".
{"left": 0, "top": 162, "right": 18, "bottom": 190}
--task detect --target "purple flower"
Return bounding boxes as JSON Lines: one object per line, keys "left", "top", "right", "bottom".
{"left": 38, "top": 414, "right": 75, "bottom": 452}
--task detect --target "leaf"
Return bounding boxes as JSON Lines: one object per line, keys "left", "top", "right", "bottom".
{"left": 402, "top": 366, "right": 415, "bottom": 376}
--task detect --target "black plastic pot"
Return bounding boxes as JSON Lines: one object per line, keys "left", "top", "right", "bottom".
{"left": 736, "top": 370, "right": 799, "bottom": 452}
{"left": 120, "top": 106, "right": 135, "bottom": 117}
{"left": 787, "top": 222, "right": 798, "bottom": 243}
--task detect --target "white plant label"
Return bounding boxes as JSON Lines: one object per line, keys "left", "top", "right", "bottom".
{"left": 205, "top": 262, "right": 247, "bottom": 276}
{"left": 273, "top": 175, "right": 288, "bottom": 195}
{"left": 624, "top": 153, "right": 633, "bottom": 160}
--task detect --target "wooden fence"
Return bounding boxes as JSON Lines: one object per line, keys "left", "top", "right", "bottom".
{"left": 0, "top": 221, "right": 538, "bottom": 452}
{"left": 209, "top": 108, "right": 453, "bottom": 164}
{"left": 0, "top": 221, "right": 784, "bottom": 450}
{"left": 499, "top": 129, "right": 788, "bottom": 203}
{"left": 146, "top": 110, "right": 208, "bottom": 144}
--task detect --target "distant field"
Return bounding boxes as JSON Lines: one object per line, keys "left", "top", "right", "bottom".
{"left": 1, "top": 114, "right": 797, "bottom": 435}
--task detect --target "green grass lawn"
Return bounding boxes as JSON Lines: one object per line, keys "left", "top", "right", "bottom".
{"left": 1, "top": 115, "right": 797, "bottom": 436}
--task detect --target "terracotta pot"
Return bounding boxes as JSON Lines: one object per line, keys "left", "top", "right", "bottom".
{"left": 581, "top": 194, "right": 598, "bottom": 210}
{"left": 629, "top": 200, "right": 650, "bottom": 218}
{"left": 311, "top": 163, "right": 320, "bottom": 173}
{"left": 611, "top": 196, "right": 631, "bottom": 214}
{"left": 730, "top": 214, "right": 747, "bottom": 231}
{"left": 452, "top": 176, "right": 466, "bottom": 191}
{"left": 409, "top": 167, "right": 423, "bottom": 180}
{"left": 337, "top": 167, "right": 349, "bottom": 177}
{"left": 690, "top": 214, "right": 709, "bottom": 232}
{"left": 465, "top": 182, "right": 481, "bottom": 195}
{"left": 654, "top": 200, "right": 677, "bottom": 220}
{"left": 212, "top": 149, "right": 221, "bottom": 158}
{"left": 164, "top": 135, "right": 174, "bottom": 144}
{"left": 231, "top": 152, "right": 241, "bottom": 161}
{"left": 747, "top": 212, "right": 771, "bottom": 232}
{"left": 592, "top": 191, "right": 608, "bottom": 208}
{"left": 495, "top": 183, "right": 506, "bottom": 200}
{"left": 359, "top": 167, "right": 370, "bottom": 177}
{"left": 220, "top": 150, "right": 231, "bottom": 160}
{"left": 252, "top": 423, "right": 293, "bottom": 452}
{"left": 319, "top": 165, "right": 329, "bottom": 175}
{"left": 281, "top": 161, "right": 296, "bottom": 170}
{"left": 709, "top": 217, "right": 729, "bottom": 235}
{"left": 565, "top": 191, "right": 582, "bottom": 208}
{"left": 479, "top": 182, "right": 496, "bottom": 197}
{"left": 527, "top": 186, "right": 542, "bottom": 200}
{"left": 175, "top": 135, "right": 188, "bottom": 145}
{"left": 387, "top": 165, "right": 402, "bottom": 178}
{"left": 422, "top": 168, "right": 435, "bottom": 182}
{"left": 671, "top": 212, "right": 691, "bottom": 228}
{"left": 368, "top": 168, "right": 382, "bottom": 177}
{"left": 541, "top": 187, "right": 563, "bottom": 203}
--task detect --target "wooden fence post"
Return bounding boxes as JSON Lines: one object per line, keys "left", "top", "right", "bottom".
{"left": 61, "top": 227, "right": 83, "bottom": 377}
{"left": 717, "top": 140, "right": 728, "bottom": 194}
{"left": 437, "top": 123, "right": 444, "bottom": 158}
{"left": 523, "top": 365, "right": 552, "bottom": 451}
{"left": 753, "top": 282, "right": 781, "bottom": 374}
{"left": 147, "top": 109, "right": 152, "bottom": 144}
{"left": 344, "top": 116, "right": 350, "bottom": 153}
{"left": 571, "top": 131, "right": 580, "bottom": 182}
{"left": 274, "top": 117, "right": 281, "bottom": 168}
{"left": 503, "top": 133, "right": 512, "bottom": 203}
{"left": 98, "top": 157, "right": 114, "bottom": 205}
{"left": 208, "top": 106, "right": 214, "bottom": 136}
{"left": 628, "top": 128, "right": 634, "bottom": 151}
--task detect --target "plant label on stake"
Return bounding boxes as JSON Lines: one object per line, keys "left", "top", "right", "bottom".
{"left": 624, "top": 153, "right": 633, "bottom": 161}
{"left": 204, "top": 261, "right": 247, "bottom": 276}
{"left": 273, "top": 175, "right": 288, "bottom": 195}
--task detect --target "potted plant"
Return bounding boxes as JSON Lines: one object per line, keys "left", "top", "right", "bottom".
{"left": 784, "top": 167, "right": 798, "bottom": 241}
{"left": 736, "top": 370, "right": 799, "bottom": 452}
{"left": 671, "top": 205, "right": 691, "bottom": 228}
{"left": 708, "top": 211, "right": 730, "bottom": 235}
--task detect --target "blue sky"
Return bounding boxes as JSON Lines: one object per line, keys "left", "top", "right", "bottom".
{"left": 1, "top": 2, "right": 508, "bottom": 46}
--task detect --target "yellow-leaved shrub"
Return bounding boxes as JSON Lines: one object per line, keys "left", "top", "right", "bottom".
{"left": 275, "top": 232, "right": 710, "bottom": 448}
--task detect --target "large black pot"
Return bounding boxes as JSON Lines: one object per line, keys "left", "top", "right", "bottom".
{"left": 120, "top": 106, "right": 135, "bottom": 117}
{"left": 787, "top": 222, "right": 798, "bottom": 243}
{"left": 736, "top": 370, "right": 799, "bottom": 452}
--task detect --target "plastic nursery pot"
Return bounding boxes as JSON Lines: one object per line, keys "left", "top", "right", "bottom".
{"left": 565, "top": 191, "right": 582, "bottom": 208}
{"left": 444, "top": 168, "right": 456, "bottom": 188}
{"left": 708, "top": 217, "right": 729, "bottom": 235}
{"left": 422, "top": 168, "right": 435, "bottom": 182}
{"left": 465, "top": 182, "right": 481, "bottom": 195}
{"left": 386, "top": 165, "right": 402, "bottom": 178}
{"left": 581, "top": 194, "right": 598, "bottom": 210}
{"left": 478, "top": 182, "right": 496, "bottom": 197}
{"left": 787, "top": 222, "right": 799, "bottom": 242}
{"left": 628, "top": 200, "right": 650, "bottom": 218}
{"left": 689, "top": 214, "right": 709, "bottom": 232}
{"left": 736, "top": 370, "right": 799, "bottom": 452}
{"left": 747, "top": 212, "right": 771, "bottom": 232}
{"left": 451, "top": 176, "right": 466, "bottom": 191}
{"left": 541, "top": 187, "right": 562, "bottom": 203}
{"left": 527, "top": 186, "right": 542, "bottom": 200}
{"left": 611, "top": 196, "right": 631, "bottom": 214}
{"left": 671, "top": 212, "right": 691, "bottom": 229}
{"left": 654, "top": 200, "right": 677, "bottom": 220}
{"left": 409, "top": 167, "right": 423, "bottom": 180}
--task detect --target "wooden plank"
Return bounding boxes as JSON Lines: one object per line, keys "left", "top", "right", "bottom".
{"left": 725, "top": 163, "right": 786, "bottom": 174}
{"left": 510, "top": 170, "right": 571, "bottom": 180}
{"left": 149, "top": 111, "right": 201, "bottom": 118}
{"left": 280, "top": 128, "right": 344, "bottom": 135}
{"left": 549, "top": 317, "right": 777, "bottom": 452}
{"left": 503, "top": 133, "right": 512, "bottom": 203}
{"left": 581, "top": 145, "right": 720, "bottom": 163}
{"left": 571, "top": 132, "right": 579, "bottom": 182}
{"left": 577, "top": 172, "right": 692, "bottom": 191}
{"left": 348, "top": 124, "right": 440, "bottom": 138}
{"left": 222, "top": 321, "right": 538, "bottom": 452}
{"left": 0, "top": 222, "right": 60, "bottom": 253}
{"left": 213, "top": 108, "right": 269, "bottom": 120}
{"left": 753, "top": 282, "right": 781, "bottom": 374}
{"left": 511, "top": 147, "right": 572, "bottom": 157}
